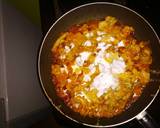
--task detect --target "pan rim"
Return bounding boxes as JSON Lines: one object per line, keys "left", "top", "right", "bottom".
{"left": 38, "top": 2, "right": 160, "bottom": 127}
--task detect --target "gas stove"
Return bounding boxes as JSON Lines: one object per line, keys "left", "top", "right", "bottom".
{"left": 39, "top": 0, "right": 160, "bottom": 127}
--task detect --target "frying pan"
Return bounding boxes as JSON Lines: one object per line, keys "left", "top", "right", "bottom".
{"left": 38, "top": 2, "right": 160, "bottom": 128}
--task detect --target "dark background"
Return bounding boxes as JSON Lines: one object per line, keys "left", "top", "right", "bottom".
{"left": 39, "top": 0, "right": 160, "bottom": 36}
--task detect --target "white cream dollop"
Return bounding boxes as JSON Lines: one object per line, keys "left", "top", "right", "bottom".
{"left": 111, "top": 57, "right": 126, "bottom": 74}
{"left": 90, "top": 42, "right": 126, "bottom": 97}
{"left": 83, "top": 40, "right": 92, "bottom": 46}
{"left": 91, "top": 72, "right": 118, "bottom": 97}
{"left": 75, "top": 52, "right": 91, "bottom": 66}
{"left": 117, "top": 41, "right": 125, "bottom": 47}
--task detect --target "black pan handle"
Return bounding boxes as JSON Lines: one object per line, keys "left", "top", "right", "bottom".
{"left": 136, "top": 111, "right": 159, "bottom": 128}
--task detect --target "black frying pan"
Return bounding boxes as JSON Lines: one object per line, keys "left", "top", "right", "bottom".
{"left": 38, "top": 2, "right": 160, "bottom": 127}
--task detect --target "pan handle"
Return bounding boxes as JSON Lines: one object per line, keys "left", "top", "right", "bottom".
{"left": 136, "top": 111, "right": 159, "bottom": 128}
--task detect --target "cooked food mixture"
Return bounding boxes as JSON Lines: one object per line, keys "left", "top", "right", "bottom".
{"left": 51, "top": 16, "right": 152, "bottom": 118}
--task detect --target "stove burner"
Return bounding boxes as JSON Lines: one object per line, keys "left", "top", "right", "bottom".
{"left": 39, "top": 0, "right": 160, "bottom": 127}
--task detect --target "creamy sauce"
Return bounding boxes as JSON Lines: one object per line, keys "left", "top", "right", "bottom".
{"left": 117, "top": 41, "right": 125, "bottom": 47}
{"left": 51, "top": 16, "right": 152, "bottom": 117}
{"left": 83, "top": 40, "right": 92, "bottom": 46}
{"left": 97, "top": 31, "right": 106, "bottom": 36}
{"left": 69, "top": 31, "right": 126, "bottom": 97}
{"left": 64, "top": 46, "right": 71, "bottom": 53}
{"left": 73, "top": 40, "right": 126, "bottom": 97}
{"left": 75, "top": 52, "right": 91, "bottom": 66}
{"left": 83, "top": 74, "right": 91, "bottom": 82}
